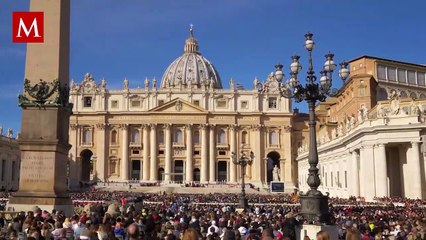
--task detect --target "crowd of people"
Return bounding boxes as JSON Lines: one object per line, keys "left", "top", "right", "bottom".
{"left": 0, "top": 190, "right": 424, "bottom": 240}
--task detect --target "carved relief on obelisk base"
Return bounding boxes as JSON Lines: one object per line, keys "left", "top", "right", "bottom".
{"left": 8, "top": 0, "right": 74, "bottom": 215}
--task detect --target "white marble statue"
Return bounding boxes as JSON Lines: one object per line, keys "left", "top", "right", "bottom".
{"left": 337, "top": 123, "right": 343, "bottom": 137}
{"left": 101, "top": 78, "right": 107, "bottom": 90}
{"left": 350, "top": 116, "right": 356, "bottom": 129}
{"left": 358, "top": 109, "right": 363, "bottom": 123}
{"left": 361, "top": 105, "right": 369, "bottom": 120}
{"left": 325, "top": 132, "right": 330, "bottom": 142}
{"left": 389, "top": 90, "right": 400, "bottom": 116}
{"left": 70, "top": 79, "right": 75, "bottom": 90}
{"left": 144, "top": 78, "right": 149, "bottom": 88}
{"left": 345, "top": 117, "right": 351, "bottom": 132}
{"left": 376, "top": 103, "right": 385, "bottom": 118}
{"left": 410, "top": 100, "right": 420, "bottom": 116}
{"left": 253, "top": 77, "right": 260, "bottom": 90}
{"left": 124, "top": 78, "right": 129, "bottom": 89}
{"left": 7, "top": 128, "right": 13, "bottom": 138}
{"left": 230, "top": 78, "right": 234, "bottom": 90}
{"left": 272, "top": 165, "right": 280, "bottom": 181}
{"left": 209, "top": 78, "right": 214, "bottom": 89}
{"left": 152, "top": 78, "right": 157, "bottom": 88}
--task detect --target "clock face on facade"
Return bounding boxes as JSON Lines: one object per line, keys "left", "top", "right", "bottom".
{"left": 269, "top": 80, "right": 279, "bottom": 92}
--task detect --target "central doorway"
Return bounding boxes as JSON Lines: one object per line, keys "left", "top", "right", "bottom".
{"left": 131, "top": 160, "right": 141, "bottom": 180}
{"left": 174, "top": 160, "right": 184, "bottom": 183}
{"left": 217, "top": 161, "right": 227, "bottom": 182}
{"left": 80, "top": 149, "right": 93, "bottom": 182}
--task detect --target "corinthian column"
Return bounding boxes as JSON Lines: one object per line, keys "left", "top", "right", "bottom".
{"left": 186, "top": 124, "right": 193, "bottom": 182}
{"left": 229, "top": 125, "right": 237, "bottom": 183}
{"left": 209, "top": 125, "right": 216, "bottom": 182}
{"left": 149, "top": 124, "right": 157, "bottom": 181}
{"left": 408, "top": 141, "right": 422, "bottom": 198}
{"left": 121, "top": 124, "right": 129, "bottom": 181}
{"left": 142, "top": 124, "right": 150, "bottom": 181}
{"left": 350, "top": 150, "right": 360, "bottom": 197}
{"left": 95, "top": 123, "right": 107, "bottom": 181}
{"left": 374, "top": 144, "right": 388, "bottom": 197}
{"left": 252, "top": 124, "right": 263, "bottom": 183}
{"left": 164, "top": 124, "right": 172, "bottom": 182}
{"left": 200, "top": 124, "right": 208, "bottom": 182}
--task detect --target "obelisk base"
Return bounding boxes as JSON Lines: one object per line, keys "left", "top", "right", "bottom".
{"left": 8, "top": 193, "right": 74, "bottom": 216}
{"left": 296, "top": 224, "right": 338, "bottom": 240}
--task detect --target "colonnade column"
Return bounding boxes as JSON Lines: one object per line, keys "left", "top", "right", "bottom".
{"left": 142, "top": 124, "right": 150, "bottom": 181}
{"left": 374, "top": 143, "right": 388, "bottom": 197}
{"left": 185, "top": 124, "right": 193, "bottom": 182}
{"left": 408, "top": 141, "right": 422, "bottom": 198}
{"left": 149, "top": 124, "right": 157, "bottom": 181}
{"left": 120, "top": 124, "right": 129, "bottom": 181}
{"left": 95, "top": 123, "right": 107, "bottom": 181}
{"left": 164, "top": 124, "right": 172, "bottom": 182}
{"left": 200, "top": 124, "right": 208, "bottom": 182}
{"left": 282, "top": 126, "right": 292, "bottom": 184}
{"left": 359, "top": 145, "right": 375, "bottom": 200}
{"left": 229, "top": 125, "right": 237, "bottom": 183}
{"left": 209, "top": 125, "right": 216, "bottom": 182}
{"left": 350, "top": 150, "right": 360, "bottom": 197}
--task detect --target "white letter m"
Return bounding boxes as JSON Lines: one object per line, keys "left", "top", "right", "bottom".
{"left": 16, "top": 17, "right": 40, "bottom": 38}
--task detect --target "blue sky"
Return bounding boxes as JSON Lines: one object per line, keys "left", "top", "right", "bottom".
{"left": 0, "top": 0, "right": 425, "bottom": 133}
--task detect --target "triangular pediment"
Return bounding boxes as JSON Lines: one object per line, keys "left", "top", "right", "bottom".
{"left": 148, "top": 98, "right": 207, "bottom": 113}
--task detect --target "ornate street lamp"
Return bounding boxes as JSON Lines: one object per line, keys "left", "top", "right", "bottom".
{"left": 274, "top": 32, "right": 349, "bottom": 224}
{"left": 231, "top": 150, "right": 255, "bottom": 210}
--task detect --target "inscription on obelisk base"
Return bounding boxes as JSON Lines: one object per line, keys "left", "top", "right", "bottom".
{"left": 7, "top": 0, "right": 74, "bottom": 216}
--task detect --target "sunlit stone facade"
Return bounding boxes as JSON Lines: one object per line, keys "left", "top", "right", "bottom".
{"left": 68, "top": 28, "right": 297, "bottom": 189}
{"left": 0, "top": 130, "right": 20, "bottom": 191}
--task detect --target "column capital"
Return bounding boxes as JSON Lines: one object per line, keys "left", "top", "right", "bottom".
{"left": 228, "top": 124, "right": 238, "bottom": 131}
{"left": 96, "top": 123, "right": 108, "bottom": 130}
{"left": 184, "top": 123, "right": 193, "bottom": 129}
{"left": 149, "top": 123, "right": 157, "bottom": 129}
{"left": 376, "top": 143, "right": 386, "bottom": 148}
{"left": 163, "top": 123, "right": 172, "bottom": 130}
{"left": 141, "top": 124, "right": 149, "bottom": 130}
{"left": 251, "top": 124, "right": 263, "bottom": 131}
{"left": 360, "top": 144, "right": 374, "bottom": 149}
{"left": 283, "top": 125, "right": 292, "bottom": 133}
{"left": 70, "top": 123, "right": 79, "bottom": 130}
{"left": 119, "top": 124, "right": 128, "bottom": 130}
{"left": 199, "top": 123, "right": 209, "bottom": 130}
{"left": 410, "top": 141, "right": 421, "bottom": 146}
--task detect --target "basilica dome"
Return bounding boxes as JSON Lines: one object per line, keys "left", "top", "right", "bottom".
{"left": 160, "top": 27, "right": 222, "bottom": 89}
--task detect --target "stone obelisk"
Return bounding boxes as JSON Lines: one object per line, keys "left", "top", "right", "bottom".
{"left": 8, "top": 0, "right": 73, "bottom": 215}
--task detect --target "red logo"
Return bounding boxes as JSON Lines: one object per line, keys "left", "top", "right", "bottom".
{"left": 12, "top": 12, "right": 44, "bottom": 43}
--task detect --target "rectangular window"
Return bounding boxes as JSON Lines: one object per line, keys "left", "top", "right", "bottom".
{"left": 158, "top": 150, "right": 164, "bottom": 155}
{"left": 377, "top": 65, "right": 386, "bottom": 80}
{"left": 387, "top": 67, "right": 396, "bottom": 81}
{"left": 218, "top": 150, "right": 226, "bottom": 155}
{"left": 397, "top": 69, "right": 406, "bottom": 83}
{"left": 111, "top": 100, "right": 119, "bottom": 108}
{"left": 83, "top": 97, "right": 92, "bottom": 107}
{"left": 345, "top": 171, "right": 347, "bottom": 188}
{"left": 193, "top": 100, "right": 200, "bottom": 106}
{"left": 241, "top": 101, "right": 248, "bottom": 109}
{"left": 131, "top": 100, "right": 141, "bottom": 107}
{"left": 359, "top": 87, "right": 366, "bottom": 96}
{"left": 268, "top": 97, "right": 277, "bottom": 109}
{"left": 132, "top": 150, "right": 140, "bottom": 155}
{"left": 1, "top": 160, "right": 5, "bottom": 181}
{"left": 194, "top": 150, "right": 200, "bottom": 155}
{"left": 158, "top": 100, "right": 164, "bottom": 106}
{"left": 217, "top": 100, "right": 227, "bottom": 108}
{"left": 407, "top": 70, "right": 416, "bottom": 84}
{"left": 417, "top": 72, "right": 425, "bottom": 86}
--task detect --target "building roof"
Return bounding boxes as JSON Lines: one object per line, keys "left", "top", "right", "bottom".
{"left": 349, "top": 55, "right": 426, "bottom": 68}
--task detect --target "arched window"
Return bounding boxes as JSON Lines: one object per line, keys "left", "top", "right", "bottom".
{"left": 131, "top": 129, "right": 140, "bottom": 143}
{"left": 111, "top": 130, "right": 118, "bottom": 145}
{"left": 269, "top": 131, "right": 279, "bottom": 145}
{"left": 158, "top": 131, "right": 164, "bottom": 144}
{"left": 217, "top": 129, "right": 226, "bottom": 144}
{"left": 193, "top": 131, "right": 200, "bottom": 144}
{"left": 174, "top": 129, "right": 183, "bottom": 144}
{"left": 241, "top": 131, "right": 248, "bottom": 144}
{"left": 377, "top": 88, "right": 388, "bottom": 101}
{"left": 83, "top": 129, "right": 91, "bottom": 145}
{"left": 419, "top": 93, "right": 426, "bottom": 99}
{"left": 400, "top": 90, "right": 408, "bottom": 98}
{"left": 409, "top": 92, "right": 417, "bottom": 99}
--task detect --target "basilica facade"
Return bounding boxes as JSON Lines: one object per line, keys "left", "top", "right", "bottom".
{"left": 68, "top": 28, "right": 299, "bottom": 189}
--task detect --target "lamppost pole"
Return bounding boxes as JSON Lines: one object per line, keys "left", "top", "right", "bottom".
{"left": 269, "top": 32, "right": 350, "bottom": 224}
{"left": 231, "top": 150, "right": 254, "bottom": 210}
